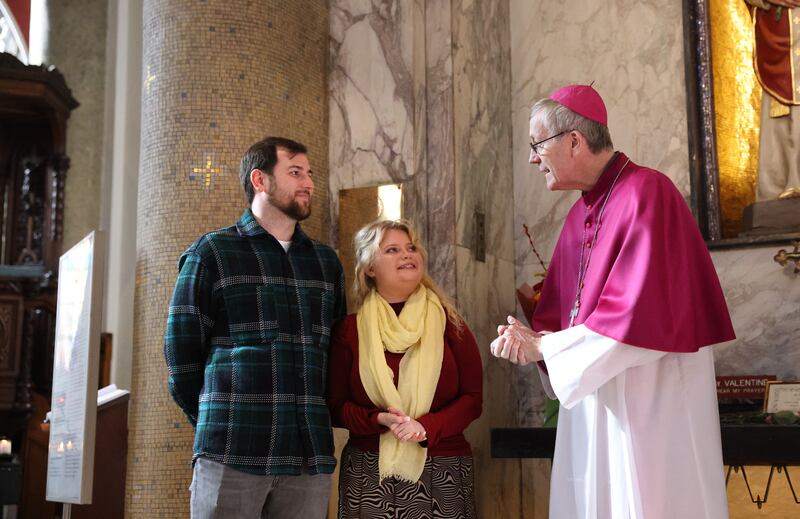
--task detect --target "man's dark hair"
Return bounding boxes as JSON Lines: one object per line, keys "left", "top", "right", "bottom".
{"left": 239, "top": 136, "right": 308, "bottom": 203}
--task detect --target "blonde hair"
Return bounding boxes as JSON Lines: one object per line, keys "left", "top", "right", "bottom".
{"left": 352, "top": 219, "right": 464, "bottom": 328}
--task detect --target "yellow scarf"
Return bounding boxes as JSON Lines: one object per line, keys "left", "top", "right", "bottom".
{"left": 356, "top": 285, "right": 445, "bottom": 482}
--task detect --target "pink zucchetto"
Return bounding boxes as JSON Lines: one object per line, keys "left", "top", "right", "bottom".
{"left": 548, "top": 84, "right": 608, "bottom": 126}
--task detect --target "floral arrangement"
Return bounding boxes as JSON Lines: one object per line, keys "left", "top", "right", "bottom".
{"left": 719, "top": 409, "right": 800, "bottom": 425}
{"left": 517, "top": 223, "right": 559, "bottom": 427}
{"left": 516, "top": 223, "right": 548, "bottom": 325}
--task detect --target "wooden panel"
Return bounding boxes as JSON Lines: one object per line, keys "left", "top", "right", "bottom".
{"left": 338, "top": 186, "right": 380, "bottom": 312}
{"left": 491, "top": 426, "right": 800, "bottom": 466}
{"left": 19, "top": 392, "right": 57, "bottom": 519}
{"left": 19, "top": 392, "right": 129, "bottom": 518}
{"left": 71, "top": 395, "right": 129, "bottom": 519}
{"left": 0, "top": 294, "right": 24, "bottom": 409}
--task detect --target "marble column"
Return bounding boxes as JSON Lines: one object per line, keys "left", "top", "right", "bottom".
{"left": 451, "top": 1, "right": 520, "bottom": 516}
{"left": 127, "top": 1, "right": 329, "bottom": 516}
{"left": 424, "top": 0, "right": 457, "bottom": 297}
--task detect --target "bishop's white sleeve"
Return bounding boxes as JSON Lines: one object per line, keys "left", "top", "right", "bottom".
{"left": 536, "top": 362, "right": 557, "bottom": 400}
{"left": 539, "top": 325, "right": 666, "bottom": 409}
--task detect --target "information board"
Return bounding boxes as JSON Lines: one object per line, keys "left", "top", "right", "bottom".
{"left": 46, "top": 231, "right": 105, "bottom": 504}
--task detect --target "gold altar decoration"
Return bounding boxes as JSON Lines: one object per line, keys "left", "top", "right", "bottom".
{"left": 709, "top": 0, "right": 761, "bottom": 238}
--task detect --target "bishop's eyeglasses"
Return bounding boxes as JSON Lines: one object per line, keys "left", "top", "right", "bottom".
{"left": 530, "top": 129, "right": 573, "bottom": 155}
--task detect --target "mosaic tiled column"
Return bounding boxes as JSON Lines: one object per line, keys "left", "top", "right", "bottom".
{"left": 127, "top": 1, "right": 329, "bottom": 516}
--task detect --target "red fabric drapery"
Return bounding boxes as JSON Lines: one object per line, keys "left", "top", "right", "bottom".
{"left": 5, "top": 0, "right": 31, "bottom": 46}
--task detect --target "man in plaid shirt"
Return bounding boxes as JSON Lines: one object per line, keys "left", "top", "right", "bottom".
{"left": 165, "top": 136, "right": 346, "bottom": 518}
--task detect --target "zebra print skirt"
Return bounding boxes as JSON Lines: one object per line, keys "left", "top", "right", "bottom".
{"left": 338, "top": 445, "right": 476, "bottom": 519}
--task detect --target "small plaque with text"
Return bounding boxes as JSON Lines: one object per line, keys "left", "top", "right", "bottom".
{"left": 716, "top": 375, "right": 776, "bottom": 400}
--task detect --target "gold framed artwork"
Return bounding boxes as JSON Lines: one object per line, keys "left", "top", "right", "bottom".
{"left": 683, "top": 0, "right": 800, "bottom": 247}
{"left": 763, "top": 381, "right": 800, "bottom": 414}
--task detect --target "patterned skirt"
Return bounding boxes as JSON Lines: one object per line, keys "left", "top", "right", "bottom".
{"left": 338, "top": 445, "right": 476, "bottom": 519}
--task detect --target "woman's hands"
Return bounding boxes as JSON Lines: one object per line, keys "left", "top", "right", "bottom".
{"left": 377, "top": 407, "right": 407, "bottom": 428}
{"left": 392, "top": 418, "right": 426, "bottom": 442}
{"left": 377, "top": 406, "right": 427, "bottom": 443}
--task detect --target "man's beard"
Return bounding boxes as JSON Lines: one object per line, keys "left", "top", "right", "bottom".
{"left": 268, "top": 186, "right": 311, "bottom": 221}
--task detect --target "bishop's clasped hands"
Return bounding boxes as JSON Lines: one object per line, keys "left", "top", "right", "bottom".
{"left": 490, "top": 316, "right": 547, "bottom": 365}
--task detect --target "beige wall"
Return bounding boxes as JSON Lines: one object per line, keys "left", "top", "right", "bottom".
{"left": 102, "top": 0, "right": 142, "bottom": 392}
{"left": 39, "top": 0, "right": 143, "bottom": 399}
{"left": 44, "top": 0, "right": 109, "bottom": 252}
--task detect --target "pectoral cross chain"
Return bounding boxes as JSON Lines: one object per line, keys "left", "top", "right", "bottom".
{"left": 569, "top": 302, "right": 580, "bottom": 327}
{"left": 569, "top": 158, "right": 630, "bottom": 329}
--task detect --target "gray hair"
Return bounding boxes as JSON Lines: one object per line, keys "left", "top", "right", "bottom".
{"left": 529, "top": 98, "right": 613, "bottom": 153}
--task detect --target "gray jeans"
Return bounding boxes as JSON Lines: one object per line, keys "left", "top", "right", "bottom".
{"left": 190, "top": 457, "right": 332, "bottom": 519}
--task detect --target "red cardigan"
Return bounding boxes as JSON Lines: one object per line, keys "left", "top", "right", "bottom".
{"left": 327, "top": 306, "right": 483, "bottom": 456}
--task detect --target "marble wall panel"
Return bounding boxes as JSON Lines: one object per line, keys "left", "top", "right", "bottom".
{"left": 456, "top": 246, "right": 521, "bottom": 518}
{"left": 405, "top": 0, "right": 430, "bottom": 243}
{"left": 713, "top": 247, "right": 800, "bottom": 379}
{"left": 424, "top": 0, "right": 456, "bottom": 296}
{"left": 329, "top": 0, "right": 418, "bottom": 246}
{"left": 330, "top": 0, "right": 457, "bottom": 290}
{"left": 451, "top": 1, "right": 521, "bottom": 517}
{"left": 511, "top": 0, "right": 688, "bottom": 287}
{"left": 452, "top": 0, "right": 515, "bottom": 264}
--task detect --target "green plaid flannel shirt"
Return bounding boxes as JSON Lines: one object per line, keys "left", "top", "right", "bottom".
{"left": 164, "top": 209, "right": 346, "bottom": 475}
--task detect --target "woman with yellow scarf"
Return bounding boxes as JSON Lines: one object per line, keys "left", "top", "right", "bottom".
{"left": 328, "top": 220, "right": 482, "bottom": 519}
